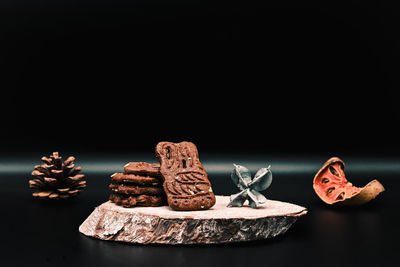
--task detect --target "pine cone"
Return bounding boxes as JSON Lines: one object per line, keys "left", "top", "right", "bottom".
{"left": 29, "top": 152, "right": 86, "bottom": 199}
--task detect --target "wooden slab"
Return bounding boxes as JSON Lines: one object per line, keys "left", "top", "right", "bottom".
{"left": 79, "top": 195, "right": 307, "bottom": 244}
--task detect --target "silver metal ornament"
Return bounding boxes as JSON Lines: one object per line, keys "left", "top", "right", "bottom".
{"left": 228, "top": 164, "right": 273, "bottom": 208}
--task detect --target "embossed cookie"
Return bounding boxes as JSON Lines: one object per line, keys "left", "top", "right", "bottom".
{"left": 109, "top": 193, "right": 166, "bottom": 207}
{"left": 155, "top": 141, "right": 216, "bottom": 211}
{"left": 111, "top": 173, "right": 162, "bottom": 186}
{"left": 109, "top": 183, "right": 165, "bottom": 196}
{"left": 124, "top": 162, "right": 161, "bottom": 177}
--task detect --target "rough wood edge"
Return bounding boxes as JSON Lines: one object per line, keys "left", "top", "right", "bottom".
{"left": 79, "top": 196, "right": 307, "bottom": 245}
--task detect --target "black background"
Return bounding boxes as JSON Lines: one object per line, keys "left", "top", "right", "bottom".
{"left": 1, "top": 2, "right": 400, "bottom": 266}
{"left": 1, "top": 1, "right": 400, "bottom": 154}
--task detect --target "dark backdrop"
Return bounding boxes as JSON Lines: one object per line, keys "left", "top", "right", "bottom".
{"left": 1, "top": 1, "right": 399, "bottom": 154}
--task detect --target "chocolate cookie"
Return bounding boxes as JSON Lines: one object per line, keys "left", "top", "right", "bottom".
{"left": 109, "top": 193, "right": 166, "bottom": 207}
{"left": 124, "top": 162, "right": 161, "bottom": 177}
{"left": 111, "top": 173, "right": 162, "bottom": 186}
{"left": 155, "top": 141, "right": 216, "bottom": 211}
{"left": 109, "top": 183, "right": 165, "bottom": 196}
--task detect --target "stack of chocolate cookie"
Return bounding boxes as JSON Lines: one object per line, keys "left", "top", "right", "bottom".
{"left": 109, "top": 162, "right": 167, "bottom": 207}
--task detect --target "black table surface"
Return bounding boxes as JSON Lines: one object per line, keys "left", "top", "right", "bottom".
{"left": 0, "top": 153, "right": 398, "bottom": 267}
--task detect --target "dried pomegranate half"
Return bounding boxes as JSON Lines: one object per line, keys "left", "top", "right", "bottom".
{"left": 313, "top": 157, "right": 384, "bottom": 205}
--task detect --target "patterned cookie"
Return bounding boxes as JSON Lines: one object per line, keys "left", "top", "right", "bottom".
{"left": 109, "top": 183, "right": 165, "bottom": 196}
{"left": 124, "top": 162, "right": 161, "bottom": 177}
{"left": 109, "top": 193, "right": 167, "bottom": 207}
{"left": 111, "top": 173, "right": 162, "bottom": 186}
{"left": 155, "top": 141, "right": 216, "bottom": 211}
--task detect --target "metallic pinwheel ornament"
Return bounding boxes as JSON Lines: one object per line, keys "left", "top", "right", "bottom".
{"left": 228, "top": 164, "right": 273, "bottom": 208}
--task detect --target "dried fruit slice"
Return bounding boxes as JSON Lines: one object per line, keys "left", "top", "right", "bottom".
{"left": 313, "top": 157, "right": 384, "bottom": 205}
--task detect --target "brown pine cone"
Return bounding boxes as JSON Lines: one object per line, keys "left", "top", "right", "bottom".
{"left": 29, "top": 152, "right": 86, "bottom": 199}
